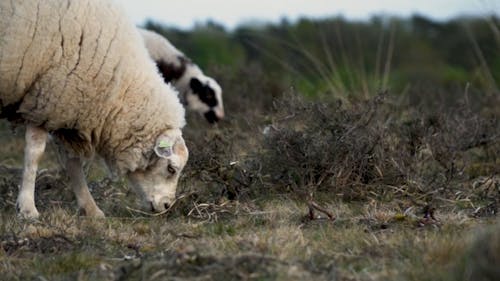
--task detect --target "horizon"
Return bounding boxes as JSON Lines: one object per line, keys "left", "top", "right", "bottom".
{"left": 116, "top": 0, "right": 500, "bottom": 30}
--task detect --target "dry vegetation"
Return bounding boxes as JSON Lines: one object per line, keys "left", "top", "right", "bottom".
{"left": 1, "top": 84, "right": 498, "bottom": 280}
{"left": 1, "top": 15, "right": 500, "bottom": 281}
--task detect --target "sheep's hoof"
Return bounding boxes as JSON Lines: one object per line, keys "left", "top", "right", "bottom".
{"left": 16, "top": 207, "right": 40, "bottom": 220}
{"left": 16, "top": 195, "right": 40, "bottom": 220}
{"left": 91, "top": 209, "right": 106, "bottom": 218}
{"left": 79, "top": 207, "right": 105, "bottom": 218}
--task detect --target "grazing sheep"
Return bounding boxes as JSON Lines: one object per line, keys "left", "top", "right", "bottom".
{"left": 0, "top": 0, "right": 189, "bottom": 218}
{"left": 139, "top": 29, "right": 225, "bottom": 123}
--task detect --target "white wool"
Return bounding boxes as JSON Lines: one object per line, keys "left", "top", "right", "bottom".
{"left": 0, "top": 0, "right": 186, "bottom": 174}
{"left": 139, "top": 29, "right": 185, "bottom": 65}
{"left": 138, "top": 28, "right": 225, "bottom": 121}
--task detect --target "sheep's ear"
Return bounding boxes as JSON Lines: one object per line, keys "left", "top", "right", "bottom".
{"left": 190, "top": 78, "right": 203, "bottom": 93}
{"left": 154, "top": 136, "right": 175, "bottom": 158}
{"left": 154, "top": 134, "right": 188, "bottom": 161}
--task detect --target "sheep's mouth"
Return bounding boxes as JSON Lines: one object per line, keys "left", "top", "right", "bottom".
{"left": 204, "top": 110, "right": 219, "bottom": 123}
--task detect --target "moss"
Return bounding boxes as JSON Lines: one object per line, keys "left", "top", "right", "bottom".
{"left": 33, "top": 252, "right": 102, "bottom": 277}
{"left": 465, "top": 162, "right": 499, "bottom": 178}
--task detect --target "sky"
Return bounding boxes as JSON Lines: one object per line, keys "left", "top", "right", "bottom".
{"left": 116, "top": 0, "right": 500, "bottom": 30}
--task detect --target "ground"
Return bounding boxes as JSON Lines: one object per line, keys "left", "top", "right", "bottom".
{"left": 0, "top": 117, "right": 498, "bottom": 281}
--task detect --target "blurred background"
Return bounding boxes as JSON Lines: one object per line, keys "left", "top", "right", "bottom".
{"left": 118, "top": 0, "right": 499, "bottom": 30}
{"left": 114, "top": 0, "right": 500, "bottom": 105}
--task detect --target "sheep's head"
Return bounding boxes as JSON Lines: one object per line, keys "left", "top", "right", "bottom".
{"left": 186, "top": 76, "right": 224, "bottom": 123}
{"left": 127, "top": 129, "right": 188, "bottom": 212}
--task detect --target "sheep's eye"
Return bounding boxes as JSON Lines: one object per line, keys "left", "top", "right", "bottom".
{"left": 167, "top": 164, "right": 176, "bottom": 175}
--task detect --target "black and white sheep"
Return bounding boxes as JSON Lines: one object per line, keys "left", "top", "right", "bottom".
{"left": 0, "top": 0, "right": 189, "bottom": 218}
{"left": 139, "top": 29, "right": 224, "bottom": 123}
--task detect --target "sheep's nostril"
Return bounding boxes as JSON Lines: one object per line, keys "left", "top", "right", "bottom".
{"left": 150, "top": 202, "right": 155, "bottom": 212}
{"left": 164, "top": 203, "right": 170, "bottom": 210}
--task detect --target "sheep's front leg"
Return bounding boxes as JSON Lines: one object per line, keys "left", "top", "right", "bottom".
{"left": 66, "top": 156, "right": 105, "bottom": 218}
{"left": 16, "top": 125, "right": 47, "bottom": 219}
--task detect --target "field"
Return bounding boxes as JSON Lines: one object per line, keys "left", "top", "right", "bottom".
{"left": 1, "top": 15, "right": 500, "bottom": 280}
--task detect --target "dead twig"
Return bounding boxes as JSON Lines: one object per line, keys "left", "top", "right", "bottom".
{"left": 307, "top": 200, "right": 335, "bottom": 221}
{"left": 187, "top": 201, "right": 234, "bottom": 222}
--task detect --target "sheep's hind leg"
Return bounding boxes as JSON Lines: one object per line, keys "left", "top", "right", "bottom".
{"left": 66, "top": 156, "right": 105, "bottom": 218}
{"left": 16, "top": 125, "right": 47, "bottom": 219}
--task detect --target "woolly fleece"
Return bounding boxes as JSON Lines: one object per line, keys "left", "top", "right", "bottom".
{"left": 138, "top": 28, "right": 224, "bottom": 121}
{"left": 0, "top": 0, "right": 186, "bottom": 174}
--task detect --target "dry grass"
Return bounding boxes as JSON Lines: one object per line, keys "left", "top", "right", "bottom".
{"left": 1, "top": 192, "right": 497, "bottom": 280}
{"left": 0, "top": 71, "right": 498, "bottom": 280}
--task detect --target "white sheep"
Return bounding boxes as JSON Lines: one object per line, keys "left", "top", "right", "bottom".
{"left": 0, "top": 0, "right": 189, "bottom": 219}
{"left": 139, "top": 29, "right": 225, "bottom": 123}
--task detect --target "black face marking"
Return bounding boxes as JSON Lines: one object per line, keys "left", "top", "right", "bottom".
{"left": 204, "top": 110, "right": 219, "bottom": 123}
{"left": 155, "top": 56, "right": 190, "bottom": 83}
{"left": 189, "top": 78, "right": 218, "bottom": 107}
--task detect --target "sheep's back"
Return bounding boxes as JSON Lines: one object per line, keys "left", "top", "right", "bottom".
{"left": 0, "top": 0, "right": 155, "bottom": 131}
{"left": 0, "top": 0, "right": 63, "bottom": 106}
{"left": 1, "top": 0, "right": 186, "bottom": 171}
